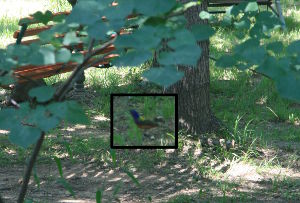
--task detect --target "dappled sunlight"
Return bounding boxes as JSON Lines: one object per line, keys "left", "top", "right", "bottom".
{"left": 4, "top": 148, "right": 16, "bottom": 155}
{"left": 65, "top": 127, "right": 75, "bottom": 132}
{"left": 93, "top": 115, "right": 109, "bottom": 122}
{"left": 66, "top": 173, "right": 76, "bottom": 179}
{"left": 85, "top": 67, "right": 143, "bottom": 88}
{"left": 59, "top": 200, "right": 94, "bottom": 203}
{"left": 0, "top": 130, "right": 9, "bottom": 135}
{"left": 94, "top": 171, "right": 104, "bottom": 178}
{"left": 226, "top": 162, "right": 263, "bottom": 182}
{"left": 0, "top": 0, "right": 300, "bottom": 202}
{"left": 0, "top": 37, "right": 15, "bottom": 48}
{"left": 256, "top": 96, "right": 268, "bottom": 105}
{"left": 0, "top": 0, "right": 48, "bottom": 18}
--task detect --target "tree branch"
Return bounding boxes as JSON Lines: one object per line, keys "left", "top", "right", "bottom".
{"left": 54, "top": 37, "right": 115, "bottom": 101}
{"left": 209, "top": 55, "right": 271, "bottom": 79}
{"left": 0, "top": 194, "right": 4, "bottom": 203}
{"left": 85, "top": 56, "right": 108, "bottom": 68}
{"left": 88, "top": 38, "right": 95, "bottom": 53}
{"left": 17, "top": 133, "right": 45, "bottom": 203}
{"left": 16, "top": 35, "right": 115, "bottom": 203}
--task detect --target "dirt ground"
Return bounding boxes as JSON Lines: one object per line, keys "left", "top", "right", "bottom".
{"left": 1, "top": 136, "right": 300, "bottom": 202}
{"left": 1, "top": 90, "right": 300, "bottom": 202}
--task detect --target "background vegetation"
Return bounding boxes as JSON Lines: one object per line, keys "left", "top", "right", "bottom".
{"left": 0, "top": 0, "right": 299, "bottom": 202}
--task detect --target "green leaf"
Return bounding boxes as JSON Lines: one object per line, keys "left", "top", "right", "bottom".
{"left": 63, "top": 32, "right": 81, "bottom": 46}
{"left": 124, "top": 168, "right": 140, "bottom": 187}
{"left": 234, "top": 38, "right": 259, "bottom": 53}
{"left": 190, "top": 24, "right": 215, "bottom": 41}
{"left": 221, "top": 15, "right": 232, "bottom": 26}
{"left": 48, "top": 101, "right": 88, "bottom": 125}
{"left": 0, "top": 108, "right": 20, "bottom": 130}
{"left": 9, "top": 124, "right": 42, "bottom": 148}
{"left": 276, "top": 72, "right": 300, "bottom": 102}
{"left": 287, "top": 40, "right": 300, "bottom": 56}
{"left": 142, "top": 66, "right": 184, "bottom": 87}
{"left": 115, "top": 26, "right": 161, "bottom": 50}
{"left": 39, "top": 29, "right": 56, "bottom": 42}
{"left": 249, "top": 23, "right": 267, "bottom": 39}
{"left": 96, "top": 189, "right": 102, "bottom": 203}
{"left": 256, "top": 57, "right": 290, "bottom": 80}
{"left": 29, "top": 46, "right": 56, "bottom": 65}
{"left": 199, "top": 11, "right": 211, "bottom": 20}
{"left": 54, "top": 156, "right": 63, "bottom": 178}
{"left": 0, "top": 49, "right": 17, "bottom": 71}
{"left": 87, "top": 21, "right": 111, "bottom": 40}
{"left": 226, "top": 2, "right": 247, "bottom": 17}
{"left": 245, "top": 2, "right": 258, "bottom": 12}
{"left": 0, "top": 75, "right": 15, "bottom": 86}
{"left": 233, "top": 39, "right": 267, "bottom": 65}
{"left": 63, "top": 141, "right": 74, "bottom": 162}
{"left": 55, "top": 48, "right": 71, "bottom": 63}
{"left": 57, "top": 177, "right": 75, "bottom": 197}
{"left": 52, "top": 14, "right": 67, "bottom": 23}
{"left": 65, "top": 101, "right": 90, "bottom": 125}
{"left": 19, "top": 18, "right": 32, "bottom": 25}
{"left": 110, "top": 149, "right": 117, "bottom": 166}
{"left": 29, "top": 86, "right": 55, "bottom": 102}
{"left": 33, "top": 10, "right": 53, "bottom": 25}
{"left": 113, "top": 50, "right": 152, "bottom": 67}
{"left": 7, "top": 45, "right": 30, "bottom": 64}
{"left": 216, "top": 55, "right": 237, "bottom": 68}
{"left": 102, "top": 1, "right": 134, "bottom": 20}
{"left": 159, "top": 44, "right": 202, "bottom": 66}
{"left": 168, "top": 29, "right": 196, "bottom": 49}
{"left": 52, "top": 22, "right": 70, "bottom": 33}
{"left": 255, "top": 11, "right": 281, "bottom": 30}
{"left": 266, "top": 41, "right": 284, "bottom": 53}
{"left": 28, "top": 106, "right": 60, "bottom": 132}
{"left": 133, "top": 0, "right": 177, "bottom": 16}
{"left": 70, "top": 53, "right": 84, "bottom": 64}
{"left": 66, "top": 0, "right": 103, "bottom": 25}
{"left": 240, "top": 46, "right": 266, "bottom": 65}
{"left": 234, "top": 18, "right": 251, "bottom": 30}
{"left": 47, "top": 102, "right": 69, "bottom": 119}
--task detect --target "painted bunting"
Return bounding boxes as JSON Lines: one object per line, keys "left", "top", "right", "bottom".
{"left": 129, "top": 109, "right": 158, "bottom": 129}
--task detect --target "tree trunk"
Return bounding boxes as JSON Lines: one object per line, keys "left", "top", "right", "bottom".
{"left": 166, "top": 0, "right": 219, "bottom": 135}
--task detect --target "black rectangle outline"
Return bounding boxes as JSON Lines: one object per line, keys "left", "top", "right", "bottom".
{"left": 110, "top": 93, "right": 178, "bottom": 149}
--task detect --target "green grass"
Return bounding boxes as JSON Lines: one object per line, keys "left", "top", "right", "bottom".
{"left": 113, "top": 95, "right": 176, "bottom": 146}
{"left": 209, "top": 1, "right": 300, "bottom": 146}
{"left": 0, "top": 17, "right": 19, "bottom": 48}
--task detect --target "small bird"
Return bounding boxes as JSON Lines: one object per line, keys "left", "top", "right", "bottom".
{"left": 129, "top": 109, "right": 158, "bottom": 129}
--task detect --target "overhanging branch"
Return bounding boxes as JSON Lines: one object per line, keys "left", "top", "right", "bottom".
{"left": 17, "top": 133, "right": 45, "bottom": 203}
{"left": 54, "top": 37, "right": 115, "bottom": 101}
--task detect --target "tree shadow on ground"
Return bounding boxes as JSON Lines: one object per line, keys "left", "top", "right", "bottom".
{"left": 1, "top": 138, "right": 299, "bottom": 202}
{"left": 1, "top": 71, "right": 300, "bottom": 202}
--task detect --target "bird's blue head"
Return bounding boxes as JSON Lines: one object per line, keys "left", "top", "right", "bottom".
{"left": 130, "top": 109, "right": 140, "bottom": 121}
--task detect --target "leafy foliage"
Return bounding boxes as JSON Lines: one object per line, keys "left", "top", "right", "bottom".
{"left": 0, "top": 0, "right": 298, "bottom": 151}
{"left": 210, "top": 2, "right": 299, "bottom": 102}
{"left": 0, "top": 1, "right": 299, "bottom": 202}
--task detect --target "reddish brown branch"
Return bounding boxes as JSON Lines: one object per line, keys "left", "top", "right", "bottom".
{"left": 17, "top": 133, "right": 45, "bottom": 203}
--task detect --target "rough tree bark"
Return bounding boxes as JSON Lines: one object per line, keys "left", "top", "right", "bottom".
{"left": 166, "top": 0, "right": 220, "bottom": 135}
